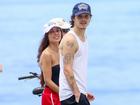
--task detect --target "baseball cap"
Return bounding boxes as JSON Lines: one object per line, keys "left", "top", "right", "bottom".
{"left": 43, "top": 18, "right": 71, "bottom": 33}
{"left": 72, "top": 2, "right": 92, "bottom": 16}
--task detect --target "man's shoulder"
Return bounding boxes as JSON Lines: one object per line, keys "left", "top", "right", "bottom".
{"left": 60, "top": 32, "right": 78, "bottom": 52}
{"left": 63, "top": 32, "right": 76, "bottom": 43}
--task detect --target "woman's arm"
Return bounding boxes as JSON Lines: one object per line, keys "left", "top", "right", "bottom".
{"left": 39, "top": 52, "right": 59, "bottom": 93}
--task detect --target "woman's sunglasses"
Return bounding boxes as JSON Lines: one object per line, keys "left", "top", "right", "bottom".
{"left": 62, "top": 29, "right": 70, "bottom": 33}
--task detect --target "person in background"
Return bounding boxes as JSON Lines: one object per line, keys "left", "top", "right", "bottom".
{"left": 37, "top": 18, "right": 71, "bottom": 105}
{"left": 0, "top": 64, "right": 2, "bottom": 72}
{"left": 59, "top": 2, "right": 95, "bottom": 105}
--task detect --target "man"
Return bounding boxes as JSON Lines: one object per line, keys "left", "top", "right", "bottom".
{"left": 59, "top": 2, "right": 95, "bottom": 105}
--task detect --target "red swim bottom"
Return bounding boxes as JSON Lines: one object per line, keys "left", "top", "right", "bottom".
{"left": 42, "top": 87, "right": 60, "bottom": 105}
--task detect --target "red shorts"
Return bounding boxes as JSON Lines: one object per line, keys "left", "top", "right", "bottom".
{"left": 42, "top": 87, "right": 60, "bottom": 105}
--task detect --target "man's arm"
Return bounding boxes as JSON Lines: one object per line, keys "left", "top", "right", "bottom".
{"left": 60, "top": 34, "right": 80, "bottom": 102}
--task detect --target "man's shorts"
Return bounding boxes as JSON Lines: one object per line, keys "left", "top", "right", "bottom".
{"left": 61, "top": 93, "right": 90, "bottom": 105}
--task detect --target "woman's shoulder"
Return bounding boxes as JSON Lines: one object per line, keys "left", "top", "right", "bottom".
{"left": 40, "top": 48, "right": 51, "bottom": 59}
{"left": 39, "top": 48, "right": 52, "bottom": 65}
{"left": 42, "top": 48, "right": 50, "bottom": 55}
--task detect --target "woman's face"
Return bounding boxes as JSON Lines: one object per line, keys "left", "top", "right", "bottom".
{"left": 48, "top": 27, "right": 62, "bottom": 43}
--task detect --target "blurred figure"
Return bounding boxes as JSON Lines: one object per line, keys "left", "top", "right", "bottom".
{"left": 37, "top": 18, "right": 70, "bottom": 105}
{"left": 59, "top": 2, "right": 95, "bottom": 105}
{"left": 0, "top": 64, "right": 2, "bottom": 72}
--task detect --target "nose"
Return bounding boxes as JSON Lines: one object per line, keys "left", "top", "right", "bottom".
{"left": 53, "top": 31, "right": 59, "bottom": 36}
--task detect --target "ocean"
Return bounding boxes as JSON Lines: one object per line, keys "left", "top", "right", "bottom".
{"left": 0, "top": 0, "right": 140, "bottom": 105}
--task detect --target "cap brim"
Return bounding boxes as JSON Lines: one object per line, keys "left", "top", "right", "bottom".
{"left": 44, "top": 25, "right": 61, "bottom": 33}
{"left": 75, "top": 11, "right": 91, "bottom": 16}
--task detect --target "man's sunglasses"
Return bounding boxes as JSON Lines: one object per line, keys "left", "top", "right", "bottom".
{"left": 62, "top": 29, "right": 70, "bottom": 33}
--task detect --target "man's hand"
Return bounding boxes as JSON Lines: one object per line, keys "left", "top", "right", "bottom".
{"left": 74, "top": 92, "right": 81, "bottom": 103}
{"left": 86, "top": 92, "right": 95, "bottom": 101}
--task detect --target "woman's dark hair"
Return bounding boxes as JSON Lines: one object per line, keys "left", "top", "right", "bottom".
{"left": 39, "top": 71, "right": 44, "bottom": 87}
{"left": 37, "top": 33, "right": 49, "bottom": 87}
{"left": 37, "top": 33, "right": 49, "bottom": 63}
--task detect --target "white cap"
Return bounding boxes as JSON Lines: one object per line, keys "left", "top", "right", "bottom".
{"left": 43, "top": 18, "right": 71, "bottom": 33}
{"left": 50, "top": 18, "right": 71, "bottom": 29}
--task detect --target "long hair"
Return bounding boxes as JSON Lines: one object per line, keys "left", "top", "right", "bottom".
{"left": 37, "top": 33, "right": 49, "bottom": 87}
{"left": 37, "top": 33, "right": 49, "bottom": 63}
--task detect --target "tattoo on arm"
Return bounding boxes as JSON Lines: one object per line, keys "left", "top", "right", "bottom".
{"left": 67, "top": 73, "right": 79, "bottom": 93}
{"left": 66, "top": 41, "right": 74, "bottom": 48}
{"left": 63, "top": 40, "right": 75, "bottom": 64}
{"left": 63, "top": 53, "right": 73, "bottom": 64}
{"left": 68, "top": 75, "right": 75, "bottom": 91}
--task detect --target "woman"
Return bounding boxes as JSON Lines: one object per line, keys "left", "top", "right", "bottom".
{"left": 37, "top": 18, "right": 70, "bottom": 105}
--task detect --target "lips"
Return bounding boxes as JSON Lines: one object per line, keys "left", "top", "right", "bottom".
{"left": 80, "top": 21, "right": 87, "bottom": 25}
{"left": 53, "top": 35, "right": 61, "bottom": 40}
